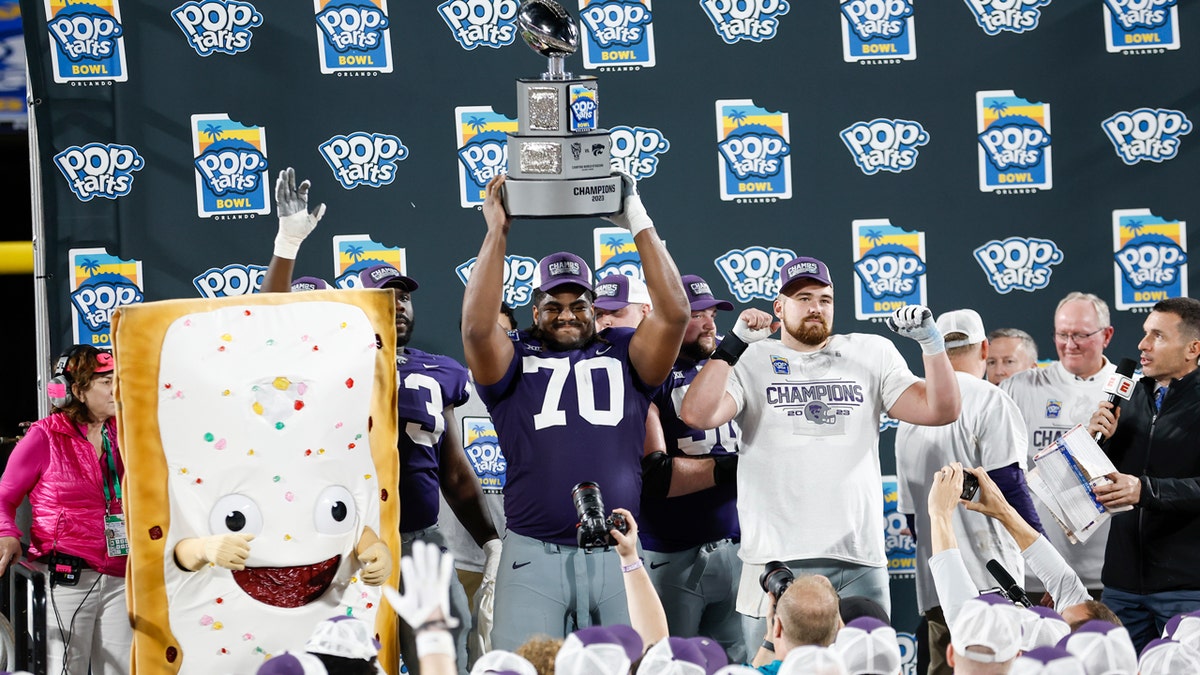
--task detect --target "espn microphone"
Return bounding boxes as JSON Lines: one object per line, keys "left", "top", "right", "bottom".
{"left": 1095, "top": 358, "right": 1139, "bottom": 442}
{"left": 986, "top": 559, "right": 1032, "bottom": 607}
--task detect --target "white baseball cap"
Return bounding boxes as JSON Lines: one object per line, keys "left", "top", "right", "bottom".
{"left": 937, "top": 309, "right": 987, "bottom": 349}
{"left": 952, "top": 594, "right": 1023, "bottom": 663}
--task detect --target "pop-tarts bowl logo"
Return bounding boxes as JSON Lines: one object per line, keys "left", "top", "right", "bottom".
{"left": 840, "top": 119, "right": 928, "bottom": 175}
{"left": 438, "top": 0, "right": 517, "bottom": 50}
{"left": 595, "top": 228, "right": 641, "bottom": 279}
{"left": 172, "top": 1, "right": 262, "bottom": 57}
{"left": 332, "top": 236, "right": 406, "bottom": 289}
{"left": 319, "top": 132, "right": 408, "bottom": 189}
{"left": 455, "top": 254, "right": 537, "bottom": 308}
{"left": 962, "top": 0, "right": 1050, "bottom": 36}
{"left": 840, "top": 0, "right": 915, "bottom": 63}
{"left": 855, "top": 247, "right": 925, "bottom": 300}
{"left": 47, "top": 0, "right": 128, "bottom": 83}
{"left": 193, "top": 263, "right": 267, "bottom": 298}
{"left": 1104, "top": 0, "right": 1179, "bottom": 52}
{"left": 462, "top": 416, "right": 506, "bottom": 490}
{"left": 71, "top": 272, "right": 143, "bottom": 335}
{"left": 977, "top": 91, "right": 1052, "bottom": 193}
{"left": 69, "top": 247, "right": 144, "bottom": 346}
{"left": 316, "top": 0, "right": 393, "bottom": 73}
{"left": 701, "top": 0, "right": 789, "bottom": 44}
{"left": 973, "top": 236, "right": 1063, "bottom": 294}
{"left": 191, "top": 113, "right": 270, "bottom": 217}
{"left": 1102, "top": 108, "right": 1191, "bottom": 165}
{"left": 715, "top": 246, "right": 796, "bottom": 303}
{"left": 716, "top": 100, "right": 792, "bottom": 202}
{"left": 853, "top": 220, "right": 926, "bottom": 320}
{"left": 456, "top": 106, "right": 515, "bottom": 208}
{"left": 54, "top": 142, "right": 145, "bottom": 201}
{"left": 1112, "top": 209, "right": 1188, "bottom": 310}
{"left": 581, "top": 0, "right": 655, "bottom": 69}
{"left": 609, "top": 125, "right": 668, "bottom": 180}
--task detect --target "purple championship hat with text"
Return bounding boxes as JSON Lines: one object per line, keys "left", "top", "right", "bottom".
{"left": 358, "top": 263, "right": 418, "bottom": 291}
{"left": 593, "top": 273, "right": 651, "bottom": 310}
{"left": 532, "top": 251, "right": 593, "bottom": 293}
{"left": 290, "top": 276, "right": 329, "bottom": 292}
{"left": 682, "top": 274, "right": 734, "bottom": 312}
{"left": 778, "top": 256, "right": 832, "bottom": 294}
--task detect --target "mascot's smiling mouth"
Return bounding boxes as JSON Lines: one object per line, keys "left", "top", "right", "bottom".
{"left": 231, "top": 554, "right": 341, "bottom": 608}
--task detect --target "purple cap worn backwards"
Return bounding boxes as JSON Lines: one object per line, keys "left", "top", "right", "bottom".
{"left": 778, "top": 256, "right": 832, "bottom": 295}
{"left": 532, "top": 252, "right": 593, "bottom": 293}
{"left": 1009, "top": 646, "right": 1085, "bottom": 675}
{"left": 682, "top": 274, "right": 734, "bottom": 312}
{"left": 593, "top": 274, "right": 651, "bottom": 310}
{"left": 358, "top": 263, "right": 418, "bottom": 291}
{"left": 1057, "top": 620, "right": 1138, "bottom": 674}
{"left": 555, "top": 625, "right": 642, "bottom": 675}
{"left": 290, "top": 276, "right": 329, "bottom": 292}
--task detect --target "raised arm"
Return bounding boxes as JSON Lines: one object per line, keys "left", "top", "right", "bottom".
{"left": 884, "top": 305, "right": 961, "bottom": 426}
{"left": 461, "top": 175, "right": 516, "bottom": 386}
{"left": 610, "top": 177, "right": 689, "bottom": 387}
{"left": 678, "top": 308, "right": 774, "bottom": 430}
{"left": 261, "top": 167, "right": 324, "bottom": 293}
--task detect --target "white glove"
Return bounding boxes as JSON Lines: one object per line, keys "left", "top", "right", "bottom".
{"left": 603, "top": 172, "right": 653, "bottom": 237}
{"left": 380, "top": 540, "right": 461, "bottom": 631}
{"left": 357, "top": 541, "right": 392, "bottom": 586}
{"left": 174, "top": 533, "right": 254, "bottom": 571}
{"left": 886, "top": 304, "right": 945, "bottom": 355}
{"left": 731, "top": 316, "right": 774, "bottom": 344}
{"left": 274, "top": 167, "right": 325, "bottom": 259}
{"left": 474, "top": 539, "right": 502, "bottom": 652}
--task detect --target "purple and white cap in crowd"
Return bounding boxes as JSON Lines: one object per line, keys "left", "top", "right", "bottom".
{"left": 1057, "top": 620, "right": 1138, "bottom": 674}
{"left": 358, "top": 263, "right": 418, "bottom": 291}
{"left": 555, "top": 624, "right": 642, "bottom": 675}
{"left": 1009, "top": 646, "right": 1085, "bottom": 675}
{"left": 593, "top": 273, "right": 651, "bottom": 310}
{"left": 682, "top": 274, "right": 734, "bottom": 312}
{"left": 832, "top": 616, "right": 901, "bottom": 675}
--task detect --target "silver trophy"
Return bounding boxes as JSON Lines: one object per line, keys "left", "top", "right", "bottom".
{"left": 503, "top": 0, "right": 622, "bottom": 218}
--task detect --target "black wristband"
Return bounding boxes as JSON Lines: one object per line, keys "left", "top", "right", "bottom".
{"left": 761, "top": 639, "right": 775, "bottom": 652}
{"left": 416, "top": 619, "right": 451, "bottom": 634}
{"left": 710, "top": 332, "right": 749, "bottom": 366}
{"left": 712, "top": 454, "right": 738, "bottom": 486}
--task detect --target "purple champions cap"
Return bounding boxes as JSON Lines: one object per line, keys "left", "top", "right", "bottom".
{"left": 682, "top": 274, "right": 734, "bottom": 312}
{"left": 593, "top": 274, "right": 651, "bottom": 310}
{"left": 290, "top": 276, "right": 329, "bottom": 292}
{"left": 778, "top": 256, "right": 832, "bottom": 295}
{"left": 358, "top": 263, "right": 418, "bottom": 291}
{"left": 532, "top": 252, "right": 593, "bottom": 293}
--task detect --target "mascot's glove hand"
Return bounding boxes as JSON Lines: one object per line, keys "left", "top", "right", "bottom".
{"left": 886, "top": 304, "right": 945, "bottom": 356}
{"left": 603, "top": 172, "right": 653, "bottom": 237}
{"left": 274, "top": 167, "right": 325, "bottom": 259}
{"left": 357, "top": 541, "right": 391, "bottom": 586}
{"left": 381, "top": 540, "right": 460, "bottom": 631}
{"left": 174, "top": 533, "right": 254, "bottom": 571}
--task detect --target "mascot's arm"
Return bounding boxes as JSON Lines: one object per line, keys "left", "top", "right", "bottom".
{"left": 356, "top": 525, "right": 392, "bottom": 586}
{"left": 173, "top": 533, "right": 255, "bottom": 571}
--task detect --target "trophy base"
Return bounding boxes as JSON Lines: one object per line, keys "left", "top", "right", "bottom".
{"left": 504, "top": 174, "right": 622, "bottom": 219}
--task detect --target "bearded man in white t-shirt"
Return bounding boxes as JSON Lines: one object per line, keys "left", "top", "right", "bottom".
{"left": 679, "top": 256, "right": 961, "bottom": 655}
{"left": 1001, "top": 292, "right": 1117, "bottom": 596}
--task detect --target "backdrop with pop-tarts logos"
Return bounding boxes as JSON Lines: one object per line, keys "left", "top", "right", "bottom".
{"left": 20, "top": 0, "right": 1198, "bottom": 663}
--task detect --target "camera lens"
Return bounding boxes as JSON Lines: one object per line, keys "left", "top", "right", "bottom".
{"left": 572, "top": 481, "right": 605, "bottom": 518}
{"left": 759, "top": 560, "right": 795, "bottom": 599}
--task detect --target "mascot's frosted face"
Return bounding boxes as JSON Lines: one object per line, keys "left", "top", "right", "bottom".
{"left": 157, "top": 302, "right": 381, "bottom": 670}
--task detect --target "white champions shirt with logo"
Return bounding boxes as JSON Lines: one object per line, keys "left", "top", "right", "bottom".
{"left": 726, "top": 334, "right": 918, "bottom": 569}
{"left": 1001, "top": 359, "right": 1118, "bottom": 590}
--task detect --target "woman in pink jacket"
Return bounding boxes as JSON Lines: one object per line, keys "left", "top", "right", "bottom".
{"left": 0, "top": 345, "right": 130, "bottom": 675}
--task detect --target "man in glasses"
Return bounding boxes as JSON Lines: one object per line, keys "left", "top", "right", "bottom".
{"left": 1000, "top": 291, "right": 1118, "bottom": 600}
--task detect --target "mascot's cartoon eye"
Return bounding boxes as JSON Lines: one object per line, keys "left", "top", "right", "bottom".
{"left": 209, "top": 494, "right": 264, "bottom": 536}
{"left": 314, "top": 485, "right": 357, "bottom": 534}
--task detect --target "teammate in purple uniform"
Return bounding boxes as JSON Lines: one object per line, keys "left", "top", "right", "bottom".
{"left": 462, "top": 174, "right": 689, "bottom": 649}
{"left": 640, "top": 274, "right": 746, "bottom": 662}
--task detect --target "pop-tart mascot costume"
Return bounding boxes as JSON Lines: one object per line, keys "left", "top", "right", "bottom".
{"left": 112, "top": 287, "right": 400, "bottom": 674}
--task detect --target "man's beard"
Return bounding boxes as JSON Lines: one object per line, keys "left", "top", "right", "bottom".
{"left": 531, "top": 322, "right": 594, "bottom": 351}
{"left": 396, "top": 317, "right": 414, "bottom": 348}
{"left": 682, "top": 335, "right": 717, "bottom": 363}
{"left": 786, "top": 316, "right": 830, "bottom": 346}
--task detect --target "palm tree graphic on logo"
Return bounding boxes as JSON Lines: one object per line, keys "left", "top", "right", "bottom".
{"left": 728, "top": 109, "right": 748, "bottom": 127}
{"left": 602, "top": 236, "right": 628, "bottom": 257}
{"left": 79, "top": 258, "right": 101, "bottom": 277}
{"left": 863, "top": 229, "right": 884, "bottom": 248}
{"left": 988, "top": 101, "right": 1009, "bottom": 119}
{"left": 467, "top": 116, "right": 488, "bottom": 134}
{"left": 344, "top": 244, "right": 365, "bottom": 264}
{"left": 1122, "top": 219, "right": 1145, "bottom": 238}
{"left": 202, "top": 124, "right": 225, "bottom": 144}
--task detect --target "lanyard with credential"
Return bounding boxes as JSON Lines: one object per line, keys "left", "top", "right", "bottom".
{"left": 100, "top": 429, "right": 121, "bottom": 508}
{"left": 100, "top": 428, "right": 130, "bottom": 557}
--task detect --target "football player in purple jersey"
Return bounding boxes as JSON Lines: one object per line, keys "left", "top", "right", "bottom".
{"left": 461, "top": 174, "right": 688, "bottom": 650}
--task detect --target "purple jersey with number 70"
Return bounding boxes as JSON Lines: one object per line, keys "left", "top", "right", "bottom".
{"left": 476, "top": 327, "right": 653, "bottom": 546}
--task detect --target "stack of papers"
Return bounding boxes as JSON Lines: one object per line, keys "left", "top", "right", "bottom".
{"left": 1026, "top": 424, "right": 1132, "bottom": 544}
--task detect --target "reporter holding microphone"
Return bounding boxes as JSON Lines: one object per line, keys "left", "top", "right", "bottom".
{"left": 1087, "top": 297, "right": 1200, "bottom": 652}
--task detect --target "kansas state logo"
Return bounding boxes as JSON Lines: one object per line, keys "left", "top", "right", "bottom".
{"left": 977, "top": 90, "right": 1052, "bottom": 193}
{"left": 609, "top": 125, "right": 669, "bottom": 180}
{"left": 53, "top": 143, "right": 145, "bottom": 202}
{"left": 962, "top": 0, "right": 1050, "bottom": 35}
{"left": 316, "top": 0, "right": 393, "bottom": 74}
{"left": 46, "top": 0, "right": 128, "bottom": 83}
{"left": 973, "top": 236, "right": 1063, "bottom": 294}
{"left": 455, "top": 254, "right": 537, "bottom": 308}
{"left": 701, "top": 0, "right": 790, "bottom": 44}
{"left": 172, "top": 1, "right": 262, "bottom": 56}
{"left": 581, "top": 0, "right": 655, "bottom": 69}
{"left": 716, "top": 99, "right": 792, "bottom": 202}
{"left": 319, "top": 132, "right": 408, "bottom": 189}
{"left": 193, "top": 263, "right": 268, "bottom": 298}
{"left": 840, "top": 0, "right": 916, "bottom": 63}
{"left": 438, "top": 0, "right": 517, "bottom": 50}
{"left": 1112, "top": 209, "right": 1189, "bottom": 310}
{"left": 852, "top": 220, "right": 927, "bottom": 320}
{"left": 714, "top": 246, "right": 796, "bottom": 303}
{"left": 840, "top": 119, "right": 928, "bottom": 175}
{"left": 191, "top": 113, "right": 270, "bottom": 217}
{"left": 1104, "top": 0, "right": 1180, "bottom": 52}
{"left": 1102, "top": 108, "right": 1191, "bottom": 165}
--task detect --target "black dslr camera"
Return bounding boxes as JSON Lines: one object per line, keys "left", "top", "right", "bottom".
{"left": 961, "top": 472, "right": 980, "bottom": 501}
{"left": 759, "top": 560, "right": 794, "bottom": 600}
{"left": 572, "top": 482, "right": 629, "bottom": 549}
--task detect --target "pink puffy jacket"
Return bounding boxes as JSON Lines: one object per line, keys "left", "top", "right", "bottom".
{"left": 0, "top": 413, "right": 126, "bottom": 576}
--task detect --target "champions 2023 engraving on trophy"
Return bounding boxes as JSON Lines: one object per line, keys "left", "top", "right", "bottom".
{"left": 503, "top": 0, "right": 623, "bottom": 218}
